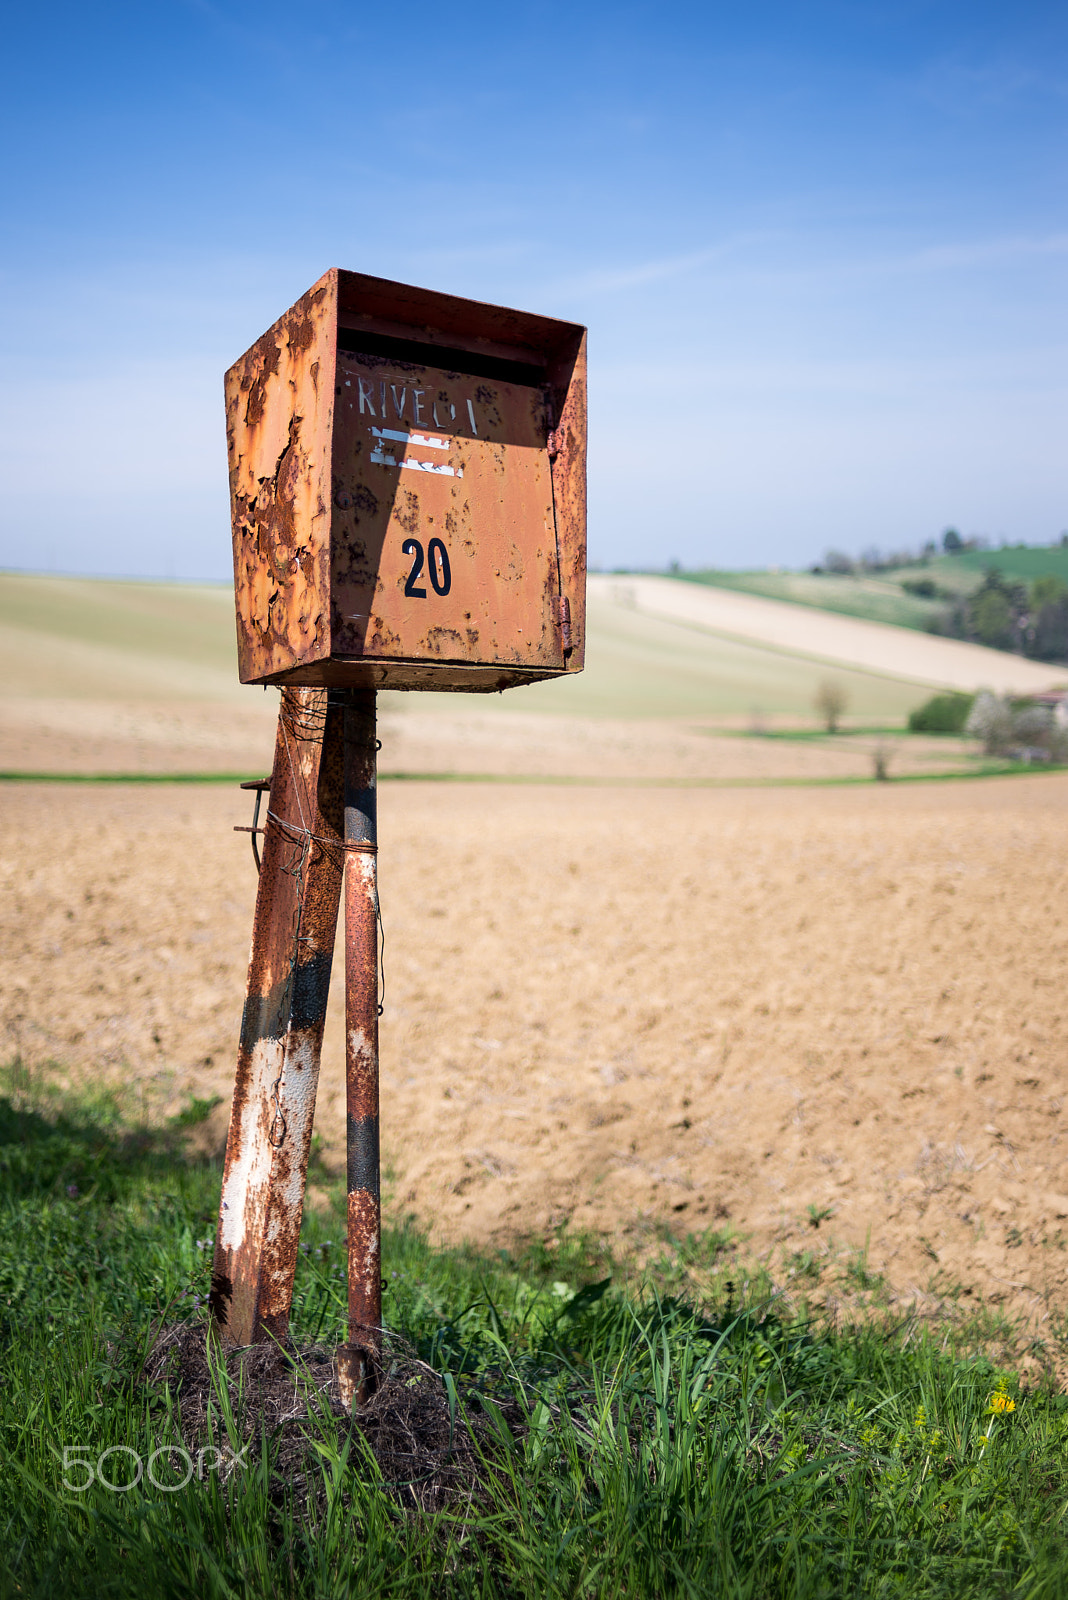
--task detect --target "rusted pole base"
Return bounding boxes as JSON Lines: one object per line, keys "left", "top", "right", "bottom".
{"left": 337, "top": 1344, "right": 375, "bottom": 1411}
{"left": 338, "top": 689, "right": 381, "bottom": 1409}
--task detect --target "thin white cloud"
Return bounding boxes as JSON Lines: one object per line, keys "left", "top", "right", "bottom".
{"left": 538, "top": 226, "right": 1068, "bottom": 312}
{"left": 897, "top": 233, "right": 1068, "bottom": 272}
{"left": 544, "top": 233, "right": 780, "bottom": 297}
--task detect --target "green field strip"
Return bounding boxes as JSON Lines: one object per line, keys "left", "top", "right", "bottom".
{"left": 703, "top": 724, "right": 908, "bottom": 741}
{"left": 0, "top": 771, "right": 257, "bottom": 785}
{"left": 2, "top": 763, "right": 1062, "bottom": 790}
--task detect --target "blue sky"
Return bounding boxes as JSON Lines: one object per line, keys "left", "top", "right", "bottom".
{"left": 2, "top": 0, "right": 1065, "bottom": 579}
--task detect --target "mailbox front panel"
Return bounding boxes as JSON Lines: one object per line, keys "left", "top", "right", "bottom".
{"left": 329, "top": 349, "right": 564, "bottom": 673}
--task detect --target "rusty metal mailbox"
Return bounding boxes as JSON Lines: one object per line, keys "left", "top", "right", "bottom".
{"left": 213, "top": 269, "right": 586, "bottom": 1408}
{"left": 225, "top": 268, "right": 586, "bottom": 691}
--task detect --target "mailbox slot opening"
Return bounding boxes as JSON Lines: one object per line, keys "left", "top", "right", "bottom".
{"left": 336, "top": 328, "right": 547, "bottom": 389}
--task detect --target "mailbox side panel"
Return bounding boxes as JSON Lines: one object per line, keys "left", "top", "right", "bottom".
{"left": 226, "top": 274, "right": 338, "bottom": 684}
{"left": 549, "top": 330, "right": 587, "bottom": 674}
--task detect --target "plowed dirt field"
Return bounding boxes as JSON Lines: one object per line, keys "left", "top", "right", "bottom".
{"left": 4, "top": 772, "right": 1066, "bottom": 1357}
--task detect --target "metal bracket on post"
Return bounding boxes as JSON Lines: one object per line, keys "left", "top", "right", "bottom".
{"left": 234, "top": 778, "right": 271, "bottom": 871}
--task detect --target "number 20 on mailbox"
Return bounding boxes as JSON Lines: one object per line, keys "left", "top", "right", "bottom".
{"left": 226, "top": 268, "right": 587, "bottom": 688}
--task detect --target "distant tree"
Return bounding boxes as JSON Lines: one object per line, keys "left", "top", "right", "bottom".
{"left": 942, "top": 528, "right": 963, "bottom": 553}
{"left": 1031, "top": 574, "right": 1068, "bottom": 609}
{"left": 970, "top": 588, "right": 1015, "bottom": 651}
{"left": 815, "top": 679, "right": 849, "bottom": 733}
{"left": 966, "top": 692, "right": 1014, "bottom": 755}
{"left": 823, "top": 549, "right": 854, "bottom": 575}
{"left": 908, "top": 692, "right": 975, "bottom": 734}
{"left": 1029, "top": 576, "right": 1068, "bottom": 662}
{"left": 967, "top": 692, "right": 1068, "bottom": 760}
{"left": 967, "top": 569, "right": 1026, "bottom": 652}
{"left": 927, "top": 593, "right": 969, "bottom": 640}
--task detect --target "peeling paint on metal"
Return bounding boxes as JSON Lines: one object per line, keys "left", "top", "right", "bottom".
{"left": 210, "top": 688, "right": 345, "bottom": 1347}
{"left": 342, "top": 691, "right": 381, "bottom": 1398}
{"left": 216, "top": 1037, "right": 280, "bottom": 1254}
{"left": 226, "top": 269, "right": 585, "bottom": 693}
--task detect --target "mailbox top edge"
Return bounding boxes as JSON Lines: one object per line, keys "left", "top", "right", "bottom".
{"left": 226, "top": 267, "right": 587, "bottom": 379}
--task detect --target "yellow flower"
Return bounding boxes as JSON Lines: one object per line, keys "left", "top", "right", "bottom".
{"left": 987, "top": 1392, "right": 1016, "bottom": 1415}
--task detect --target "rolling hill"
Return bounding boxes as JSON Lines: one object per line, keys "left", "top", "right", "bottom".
{"left": 679, "top": 541, "right": 1068, "bottom": 634}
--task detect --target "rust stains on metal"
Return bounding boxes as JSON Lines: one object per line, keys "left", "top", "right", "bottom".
{"left": 210, "top": 687, "right": 344, "bottom": 1348}
{"left": 546, "top": 329, "right": 587, "bottom": 673}
{"left": 338, "top": 1187, "right": 381, "bottom": 1410}
{"left": 340, "top": 690, "right": 381, "bottom": 1407}
{"left": 551, "top": 594, "right": 573, "bottom": 656}
{"left": 226, "top": 280, "right": 337, "bottom": 686}
{"left": 226, "top": 269, "right": 585, "bottom": 695}
{"left": 210, "top": 685, "right": 382, "bottom": 1379}
{"left": 216, "top": 270, "right": 587, "bottom": 1394}
{"left": 329, "top": 350, "right": 562, "bottom": 675}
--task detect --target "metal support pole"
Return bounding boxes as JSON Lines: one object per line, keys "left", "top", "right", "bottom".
{"left": 210, "top": 688, "right": 344, "bottom": 1347}
{"left": 337, "top": 690, "right": 381, "bottom": 1409}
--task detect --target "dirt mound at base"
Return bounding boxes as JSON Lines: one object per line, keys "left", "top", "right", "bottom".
{"left": 144, "top": 1320, "right": 506, "bottom": 1514}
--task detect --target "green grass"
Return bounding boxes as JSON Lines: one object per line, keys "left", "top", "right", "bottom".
{"left": 6, "top": 1068, "right": 1068, "bottom": 1597}
{"left": 2, "top": 761, "right": 1063, "bottom": 790}
{"left": 935, "top": 545, "right": 1068, "bottom": 586}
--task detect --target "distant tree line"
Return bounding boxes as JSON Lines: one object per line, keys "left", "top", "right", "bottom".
{"left": 908, "top": 689, "right": 1068, "bottom": 762}
{"left": 929, "top": 569, "right": 1068, "bottom": 663}
{"left": 811, "top": 528, "right": 992, "bottom": 575}
{"left": 809, "top": 529, "right": 1068, "bottom": 664}
{"left": 811, "top": 528, "right": 1068, "bottom": 579}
